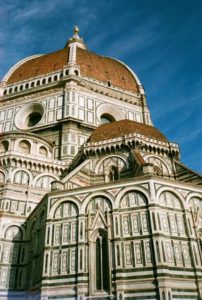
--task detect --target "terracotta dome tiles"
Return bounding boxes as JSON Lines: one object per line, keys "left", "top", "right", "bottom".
{"left": 77, "top": 48, "right": 139, "bottom": 92}
{"left": 6, "top": 47, "right": 139, "bottom": 93}
{"left": 7, "top": 48, "right": 69, "bottom": 84}
{"left": 88, "top": 119, "right": 168, "bottom": 143}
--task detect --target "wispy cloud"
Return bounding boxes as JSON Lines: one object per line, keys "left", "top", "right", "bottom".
{"left": 5, "top": 0, "right": 74, "bottom": 22}
{"left": 153, "top": 91, "right": 202, "bottom": 121}
{"left": 105, "top": 17, "right": 162, "bottom": 58}
{"left": 178, "top": 127, "right": 202, "bottom": 144}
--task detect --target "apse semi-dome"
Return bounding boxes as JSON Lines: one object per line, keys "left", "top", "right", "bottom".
{"left": 4, "top": 30, "right": 142, "bottom": 94}
{"left": 88, "top": 119, "right": 168, "bottom": 143}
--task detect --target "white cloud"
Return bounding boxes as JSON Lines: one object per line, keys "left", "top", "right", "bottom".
{"left": 105, "top": 18, "right": 161, "bottom": 58}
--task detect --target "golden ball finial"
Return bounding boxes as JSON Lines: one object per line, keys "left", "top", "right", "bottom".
{"left": 74, "top": 26, "right": 79, "bottom": 35}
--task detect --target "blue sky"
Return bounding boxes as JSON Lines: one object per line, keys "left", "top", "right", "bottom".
{"left": 0, "top": 0, "right": 202, "bottom": 173}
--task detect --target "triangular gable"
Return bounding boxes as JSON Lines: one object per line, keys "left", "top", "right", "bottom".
{"left": 62, "top": 159, "right": 91, "bottom": 188}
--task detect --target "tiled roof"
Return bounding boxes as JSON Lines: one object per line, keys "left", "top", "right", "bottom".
{"left": 7, "top": 48, "right": 69, "bottom": 84}
{"left": 88, "top": 119, "right": 168, "bottom": 143}
{"left": 76, "top": 48, "right": 138, "bottom": 92}
{"left": 7, "top": 47, "right": 139, "bottom": 92}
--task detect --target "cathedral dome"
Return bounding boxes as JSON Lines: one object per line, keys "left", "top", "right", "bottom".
{"left": 88, "top": 119, "right": 168, "bottom": 143}
{"left": 4, "top": 28, "right": 141, "bottom": 93}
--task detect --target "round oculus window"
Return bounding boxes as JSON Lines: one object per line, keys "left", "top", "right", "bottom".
{"left": 15, "top": 103, "right": 44, "bottom": 130}
{"left": 100, "top": 114, "right": 115, "bottom": 124}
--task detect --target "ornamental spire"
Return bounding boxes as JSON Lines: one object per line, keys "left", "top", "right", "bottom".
{"left": 65, "top": 25, "right": 87, "bottom": 50}
{"left": 73, "top": 25, "right": 79, "bottom": 38}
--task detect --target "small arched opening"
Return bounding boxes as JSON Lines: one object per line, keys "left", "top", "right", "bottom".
{"left": 95, "top": 230, "right": 110, "bottom": 292}
{"left": 109, "top": 165, "right": 119, "bottom": 181}
{"left": 0, "top": 140, "right": 9, "bottom": 153}
{"left": 39, "top": 146, "right": 48, "bottom": 157}
{"left": 19, "top": 140, "right": 31, "bottom": 154}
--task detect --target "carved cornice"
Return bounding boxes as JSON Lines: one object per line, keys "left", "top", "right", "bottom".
{"left": 0, "top": 153, "right": 67, "bottom": 175}
{"left": 83, "top": 132, "right": 179, "bottom": 158}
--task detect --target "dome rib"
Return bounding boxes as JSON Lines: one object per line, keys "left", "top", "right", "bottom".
{"left": 76, "top": 48, "right": 139, "bottom": 93}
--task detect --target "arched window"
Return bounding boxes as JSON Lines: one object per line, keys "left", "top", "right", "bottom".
{"left": 95, "top": 232, "right": 110, "bottom": 292}
{"left": 159, "top": 191, "right": 182, "bottom": 209}
{"left": 100, "top": 113, "right": 115, "bottom": 124}
{"left": 54, "top": 202, "right": 77, "bottom": 219}
{"left": 39, "top": 146, "right": 48, "bottom": 157}
{"left": 35, "top": 176, "right": 55, "bottom": 190}
{"left": 121, "top": 191, "right": 147, "bottom": 208}
{"left": 97, "top": 156, "right": 127, "bottom": 183}
{"left": 19, "top": 140, "right": 31, "bottom": 154}
{"left": 14, "top": 170, "right": 29, "bottom": 185}
{"left": 86, "top": 196, "right": 111, "bottom": 214}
